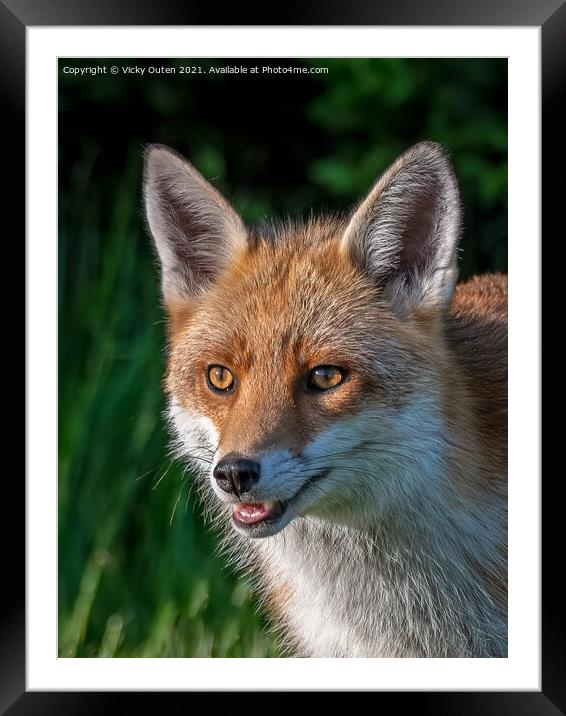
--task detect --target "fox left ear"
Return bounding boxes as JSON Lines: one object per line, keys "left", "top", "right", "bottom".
{"left": 341, "top": 141, "right": 461, "bottom": 312}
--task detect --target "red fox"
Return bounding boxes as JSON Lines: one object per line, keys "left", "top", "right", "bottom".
{"left": 143, "top": 141, "right": 507, "bottom": 657}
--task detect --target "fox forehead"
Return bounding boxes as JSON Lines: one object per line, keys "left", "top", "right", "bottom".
{"left": 167, "top": 219, "right": 420, "bottom": 373}
{"left": 177, "top": 222, "right": 368, "bottom": 328}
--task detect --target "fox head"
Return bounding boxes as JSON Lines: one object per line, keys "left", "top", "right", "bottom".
{"left": 143, "top": 142, "right": 461, "bottom": 537}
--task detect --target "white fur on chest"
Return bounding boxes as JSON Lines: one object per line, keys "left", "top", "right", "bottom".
{"left": 254, "top": 492, "right": 507, "bottom": 658}
{"left": 256, "top": 524, "right": 402, "bottom": 657}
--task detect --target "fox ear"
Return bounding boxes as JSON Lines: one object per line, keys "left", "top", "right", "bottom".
{"left": 143, "top": 144, "right": 247, "bottom": 303}
{"left": 341, "top": 141, "right": 461, "bottom": 312}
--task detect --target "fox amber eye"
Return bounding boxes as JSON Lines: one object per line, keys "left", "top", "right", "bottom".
{"left": 207, "top": 365, "right": 235, "bottom": 392}
{"left": 308, "top": 365, "right": 345, "bottom": 392}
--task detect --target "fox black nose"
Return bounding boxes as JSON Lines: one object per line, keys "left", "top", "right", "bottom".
{"left": 213, "top": 454, "right": 260, "bottom": 497}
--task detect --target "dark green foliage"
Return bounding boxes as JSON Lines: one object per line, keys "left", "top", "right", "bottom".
{"left": 58, "top": 58, "right": 507, "bottom": 656}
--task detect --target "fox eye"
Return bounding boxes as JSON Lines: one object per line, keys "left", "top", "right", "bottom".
{"left": 307, "top": 365, "right": 345, "bottom": 392}
{"left": 207, "top": 365, "right": 235, "bottom": 393}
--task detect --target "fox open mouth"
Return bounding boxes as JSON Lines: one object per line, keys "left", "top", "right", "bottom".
{"left": 231, "top": 470, "right": 330, "bottom": 535}
{"left": 232, "top": 500, "right": 285, "bottom": 527}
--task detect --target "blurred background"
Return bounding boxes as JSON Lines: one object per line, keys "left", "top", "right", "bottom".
{"left": 58, "top": 58, "right": 507, "bottom": 657}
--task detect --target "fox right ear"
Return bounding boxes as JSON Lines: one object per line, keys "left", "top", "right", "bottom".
{"left": 143, "top": 144, "right": 247, "bottom": 303}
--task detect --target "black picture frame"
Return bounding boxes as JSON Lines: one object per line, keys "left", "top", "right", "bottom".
{"left": 8, "top": 0, "right": 556, "bottom": 712}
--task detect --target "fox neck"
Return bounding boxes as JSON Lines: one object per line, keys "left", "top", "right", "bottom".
{"left": 252, "top": 486, "right": 505, "bottom": 657}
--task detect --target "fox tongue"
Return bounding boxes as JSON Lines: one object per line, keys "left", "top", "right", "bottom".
{"left": 233, "top": 502, "right": 274, "bottom": 525}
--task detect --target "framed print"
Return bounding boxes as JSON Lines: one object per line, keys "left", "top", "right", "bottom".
{"left": 9, "top": 0, "right": 557, "bottom": 712}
